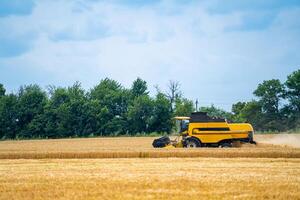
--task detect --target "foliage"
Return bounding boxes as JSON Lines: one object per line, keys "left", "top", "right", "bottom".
{"left": 127, "top": 95, "right": 154, "bottom": 134}
{"left": 131, "top": 77, "right": 149, "bottom": 98}
{"left": 43, "top": 82, "right": 90, "bottom": 138}
{"left": 286, "top": 69, "right": 300, "bottom": 105}
{"left": 231, "top": 102, "right": 246, "bottom": 122}
{"left": 231, "top": 73, "right": 300, "bottom": 131}
{"left": 239, "top": 101, "right": 264, "bottom": 129}
{"left": 253, "top": 79, "right": 284, "bottom": 115}
{"left": 284, "top": 69, "right": 300, "bottom": 128}
{"left": 17, "top": 85, "right": 48, "bottom": 138}
{"left": 150, "top": 92, "right": 173, "bottom": 133}
{"left": 174, "top": 98, "right": 194, "bottom": 117}
{"left": 0, "top": 84, "right": 5, "bottom": 97}
{"left": 0, "top": 69, "right": 300, "bottom": 139}
{"left": 199, "top": 105, "right": 233, "bottom": 121}
{"left": 0, "top": 94, "right": 19, "bottom": 139}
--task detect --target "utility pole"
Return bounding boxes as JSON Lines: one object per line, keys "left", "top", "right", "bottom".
{"left": 195, "top": 99, "right": 198, "bottom": 112}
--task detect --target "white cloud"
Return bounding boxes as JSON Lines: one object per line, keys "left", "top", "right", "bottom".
{"left": 0, "top": 0, "right": 299, "bottom": 110}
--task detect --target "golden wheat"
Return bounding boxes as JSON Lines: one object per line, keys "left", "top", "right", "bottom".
{"left": 0, "top": 148, "right": 300, "bottom": 159}
{"left": 0, "top": 134, "right": 299, "bottom": 199}
{"left": 0, "top": 135, "right": 299, "bottom": 159}
{"left": 0, "top": 158, "right": 299, "bottom": 200}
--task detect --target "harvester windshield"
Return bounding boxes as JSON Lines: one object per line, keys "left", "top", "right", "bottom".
{"left": 174, "top": 116, "right": 190, "bottom": 134}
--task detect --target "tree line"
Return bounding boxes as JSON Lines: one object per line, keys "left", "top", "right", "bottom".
{"left": 0, "top": 69, "right": 299, "bottom": 139}
{"left": 0, "top": 78, "right": 193, "bottom": 139}
{"left": 196, "top": 69, "right": 300, "bottom": 132}
{"left": 230, "top": 69, "right": 300, "bottom": 132}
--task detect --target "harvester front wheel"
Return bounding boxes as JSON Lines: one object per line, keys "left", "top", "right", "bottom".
{"left": 184, "top": 137, "right": 201, "bottom": 148}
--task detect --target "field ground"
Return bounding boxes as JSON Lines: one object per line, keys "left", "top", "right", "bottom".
{"left": 0, "top": 134, "right": 299, "bottom": 199}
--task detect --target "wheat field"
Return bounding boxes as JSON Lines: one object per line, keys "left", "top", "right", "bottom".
{"left": 0, "top": 134, "right": 300, "bottom": 199}
{"left": 0, "top": 134, "right": 300, "bottom": 159}
{"left": 0, "top": 158, "right": 299, "bottom": 200}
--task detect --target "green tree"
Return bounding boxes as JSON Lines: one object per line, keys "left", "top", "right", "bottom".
{"left": 254, "top": 79, "right": 284, "bottom": 114}
{"left": 199, "top": 105, "right": 233, "bottom": 121}
{"left": 90, "top": 78, "right": 131, "bottom": 135}
{"left": 17, "top": 85, "right": 48, "bottom": 138}
{"left": 83, "top": 99, "right": 105, "bottom": 136}
{"left": 231, "top": 102, "right": 246, "bottom": 122}
{"left": 239, "top": 101, "right": 264, "bottom": 130}
{"left": 90, "top": 78, "right": 129, "bottom": 116}
{"left": 43, "top": 82, "right": 91, "bottom": 138}
{"left": 150, "top": 93, "right": 173, "bottom": 133}
{"left": 127, "top": 95, "right": 154, "bottom": 134}
{"left": 90, "top": 78, "right": 130, "bottom": 135}
{"left": 43, "top": 87, "right": 70, "bottom": 138}
{"left": 131, "top": 77, "right": 148, "bottom": 98}
{"left": 284, "top": 69, "right": 300, "bottom": 129}
{"left": 253, "top": 79, "right": 285, "bottom": 131}
{"left": 0, "top": 84, "right": 5, "bottom": 97}
{"left": 0, "top": 94, "right": 19, "bottom": 139}
{"left": 285, "top": 69, "right": 300, "bottom": 112}
{"left": 174, "top": 98, "right": 194, "bottom": 117}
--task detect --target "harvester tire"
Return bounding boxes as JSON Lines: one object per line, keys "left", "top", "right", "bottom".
{"left": 220, "top": 143, "right": 232, "bottom": 148}
{"left": 184, "top": 137, "right": 201, "bottom": 148}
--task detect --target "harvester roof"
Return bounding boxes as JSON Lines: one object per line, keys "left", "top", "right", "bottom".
{"left": 190, "top": 112, "right": 226, "bottom": 123}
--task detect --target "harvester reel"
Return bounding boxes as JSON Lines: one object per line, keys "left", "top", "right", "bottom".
{"left": 152, "top": 136, "right": 171, "bottom": 148}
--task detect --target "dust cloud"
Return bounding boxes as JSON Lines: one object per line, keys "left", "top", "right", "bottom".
{"left": 256, "top": 134, "right": 300, "bottom": 148}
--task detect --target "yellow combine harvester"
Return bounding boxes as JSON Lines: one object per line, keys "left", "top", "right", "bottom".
{"left": 152, "top": 112, "right": 256, "bottom": 148}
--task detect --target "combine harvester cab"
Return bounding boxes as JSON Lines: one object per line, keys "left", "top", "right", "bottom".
{"left": 152, "top": 112, "right": 256, "bottom": 148}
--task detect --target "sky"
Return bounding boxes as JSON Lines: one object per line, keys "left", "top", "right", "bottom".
{"left": 0, "top": 0, "right": 299, "bottom": 111}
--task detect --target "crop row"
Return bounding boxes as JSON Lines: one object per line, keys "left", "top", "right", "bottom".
{"left": 0, "top": 148, "right": 299, "bottom": 159}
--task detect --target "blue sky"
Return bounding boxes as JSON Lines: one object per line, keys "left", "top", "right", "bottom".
{"left": 0, "top": 0, "right": 299, "bottom": 110}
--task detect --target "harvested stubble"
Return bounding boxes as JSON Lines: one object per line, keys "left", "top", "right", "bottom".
{"left": 0, "top": 158, "right": 299, "bottom": 200}
{"left": 0, "top": 135, "right": 299, "bottom": 159}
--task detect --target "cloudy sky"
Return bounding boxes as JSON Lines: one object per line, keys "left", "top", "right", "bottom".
{"left": 0, "top": 0, "right": 299, "bottom": 110}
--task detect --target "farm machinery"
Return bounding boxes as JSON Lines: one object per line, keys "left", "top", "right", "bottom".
{"left": 152, "top": 112, "right": 256, "bottom": 148}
